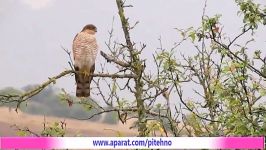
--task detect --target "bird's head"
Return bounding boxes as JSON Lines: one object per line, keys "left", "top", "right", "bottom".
{"left": 81, "top": 24, "right": 97, "bottom": 34}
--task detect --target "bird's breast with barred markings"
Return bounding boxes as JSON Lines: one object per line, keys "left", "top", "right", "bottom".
{"left": 72, "top": 32, "right": 98, "bottom": 71}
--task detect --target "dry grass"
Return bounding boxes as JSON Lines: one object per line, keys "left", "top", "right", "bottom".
{"left": 0, "top": 107, "right": 137, "bottom": 137}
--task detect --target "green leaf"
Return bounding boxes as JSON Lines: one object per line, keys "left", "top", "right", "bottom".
{"left": 111, "top": 81, "right": 117, "bottom": 94}
{"left": 54, "top": 122, "right": 59, "bottom": 127}
{"left": 17, "top": 130, "right": 27, "bottom": 136}
{"left": 189, "top": 31, "right": 196, "bottom": 42}
{"left": 259, "top": 88, "right": 266, "bottom": 96}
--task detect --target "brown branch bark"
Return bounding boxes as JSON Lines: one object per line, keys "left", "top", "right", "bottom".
{"left": 116, "top": 0, "right": 147, "bottom": 136}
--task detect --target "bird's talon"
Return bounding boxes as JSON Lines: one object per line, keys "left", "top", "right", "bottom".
{"left": 83, "top": 70, "right": 90, "bottom": 77}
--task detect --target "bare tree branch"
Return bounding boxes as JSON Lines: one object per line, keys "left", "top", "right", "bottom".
{"left": 100, "top": 51, "right": 130, "bottom": 67}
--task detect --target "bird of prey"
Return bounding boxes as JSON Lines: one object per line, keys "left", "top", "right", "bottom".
{"left": 72, "top": 24, "right": 98, "bottom": 97}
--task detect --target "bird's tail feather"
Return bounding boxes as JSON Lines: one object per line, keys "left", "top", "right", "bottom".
{"left": 75, "top": 65, "right": 95, "bottom": 97}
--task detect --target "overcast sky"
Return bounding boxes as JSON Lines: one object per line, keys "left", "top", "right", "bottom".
{"left": 0, "top": 0, "right": 265, "bottom": 97}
